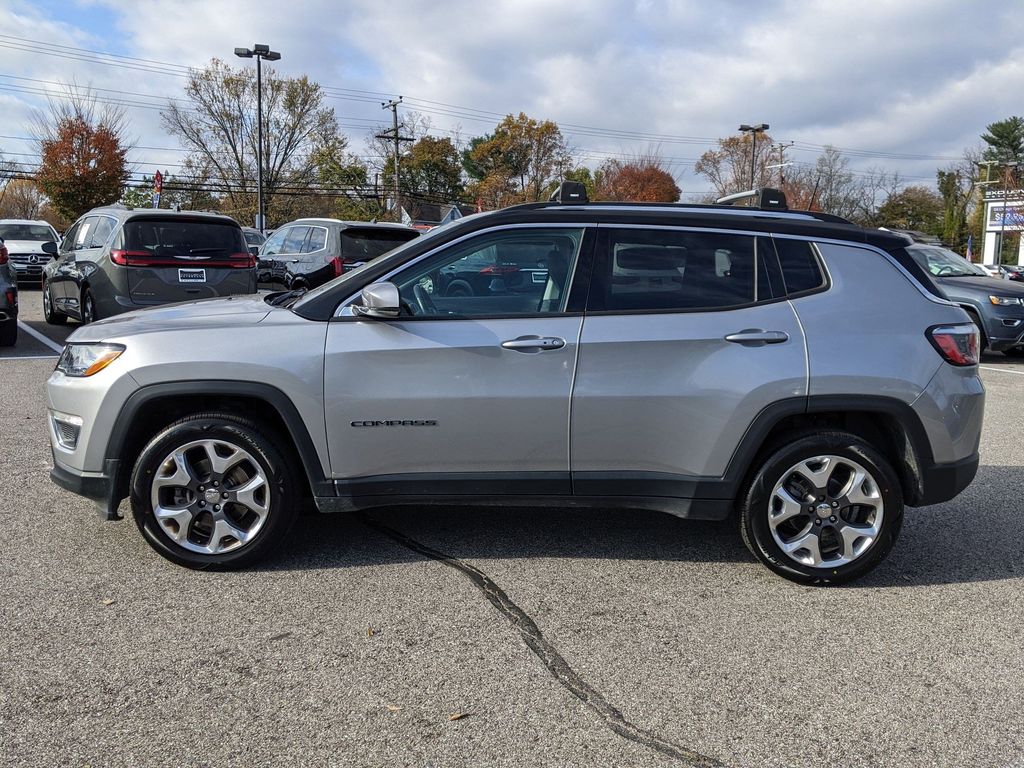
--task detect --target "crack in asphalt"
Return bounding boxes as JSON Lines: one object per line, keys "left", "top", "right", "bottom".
{"left": 359, "top": 516, "right": 725, "bottom": 768}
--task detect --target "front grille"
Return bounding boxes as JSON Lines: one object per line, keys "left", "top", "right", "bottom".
{"left": 9, "top": 254, "right": 44, "bottom": 278}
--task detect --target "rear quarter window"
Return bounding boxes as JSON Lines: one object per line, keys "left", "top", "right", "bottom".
{"left": 774, "top": 238, "right": 827, "bottom": 295}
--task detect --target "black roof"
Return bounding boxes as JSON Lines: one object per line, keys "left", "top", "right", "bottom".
{"left": 294, "top": 201, "right": 916, "bottom": 320}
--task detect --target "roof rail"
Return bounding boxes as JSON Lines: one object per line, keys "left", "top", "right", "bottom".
{"left": 549, "top": 180, "right": 588, "bottom": 204}
{"left": 716, "top": 187, "right": 788, "bottom": 211}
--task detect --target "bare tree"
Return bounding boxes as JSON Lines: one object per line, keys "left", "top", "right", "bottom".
{"left": 162, "top": 59, "right": 343, "bottom": 226}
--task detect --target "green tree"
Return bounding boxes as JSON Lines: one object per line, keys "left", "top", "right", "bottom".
{"left": 876, "top": 185, "right": 944, "bottom": 234}
{"left": 383, "top": 136, "right": 464, "bottom": 202}
{"left": 981, "top": 116, "right": 1024, "bottom": 164}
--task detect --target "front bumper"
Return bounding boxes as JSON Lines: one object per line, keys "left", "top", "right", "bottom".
{"left": 50, "top": 453, "right": 123, "bottom": 519}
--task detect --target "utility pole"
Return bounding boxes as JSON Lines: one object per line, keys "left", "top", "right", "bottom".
{"left": 776, "top": 142, "right": 794, "bottom": 185}
{"left": 377, "top": 97, "right": 414, "bottom": 220}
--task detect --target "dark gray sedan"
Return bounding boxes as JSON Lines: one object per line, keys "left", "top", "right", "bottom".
{"left": 0, "top": 238, "right": 18, "bottom": 346}
{"left": 907, "top": 244, "right": 1024, "bottom": 355}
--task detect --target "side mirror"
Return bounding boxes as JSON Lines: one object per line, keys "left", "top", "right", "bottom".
{"left": 42, "top": 241, "right": 59, "bottom": 257}
{"left": 352, "top": 282, "right": 401, "bottom": 318}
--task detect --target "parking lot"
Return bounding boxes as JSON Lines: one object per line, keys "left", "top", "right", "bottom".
{"left": 0, "top": 285, "right": 1021, "bottom": 767}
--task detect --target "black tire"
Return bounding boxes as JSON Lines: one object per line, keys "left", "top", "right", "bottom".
{"left": 963, "top": 308, "right": 987, "bottom": 351}
{"left": 130, "top": 413, "right": 301, "bottom": 570}
{"left": 81, "top": 287, "right": 98, "bottom": 324}
{"left": 42, "top": 280, "right": 67, "bottom": 325}
{"left": 1003, "top": 346, "right": 1024, "bottom": 358}
{"left": 445, "top": 280, "right": 473, "bottom": 297}
{"left": 0, "top": 320, "right": 16, "bottom": 346}
{"left": 739, "top": 431, "right": 904, "bottom": 585}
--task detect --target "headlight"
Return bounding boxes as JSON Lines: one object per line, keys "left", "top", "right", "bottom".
{"left": 56, "top": 343, "right": 125, "bottom": 377}
{"left": 988, "top": 295, "right": 1024, "bottom": 306}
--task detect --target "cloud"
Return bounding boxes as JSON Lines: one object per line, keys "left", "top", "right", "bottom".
{"left": 2, "top": 0, "right": 1024, "bottom": 195}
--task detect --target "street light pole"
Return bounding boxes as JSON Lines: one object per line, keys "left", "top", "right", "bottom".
{"left": 739, "top": 123, "right": 769, "bottom": 191}
{"left": 235, "top": 43, "right": 281, "bottom": 233}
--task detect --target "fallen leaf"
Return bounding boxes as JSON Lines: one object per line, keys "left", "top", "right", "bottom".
{"left": 367, "top": 626, "right": 375, "bottom": 637}
{"left": 386, "top": 704, "right": 401, "bottom": 712}
{"left": 448, "top": 712, "right": 469, "bottom": 721}
{"left": 268, "top": 631, "right": 292, "bottom": 642}
{"left": 100, "top": 598, "right": 116, "bottom": 606}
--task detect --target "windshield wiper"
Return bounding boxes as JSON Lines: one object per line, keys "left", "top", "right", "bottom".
{"left": 267, "top": 288, "right": 307, "bottom": 307}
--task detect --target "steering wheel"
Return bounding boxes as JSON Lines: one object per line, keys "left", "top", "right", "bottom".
{"left": 936, "top": 265, "right": 956, "bottom": 276}
{"left": 413, "top": 283, "right": 437, "bottom": 316}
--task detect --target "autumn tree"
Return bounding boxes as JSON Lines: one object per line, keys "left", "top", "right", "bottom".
{"left": 694, "top": 132, "right": 776, "bottom": 198}
{"left": 163, "top": 59, "right": 344, "bottom": 227}
{"left": 594, "top": 155, "right": 680, "bottom": 202}
{"left": 33, "top": 88, "right": 130, "bottom": 220}
{"left": 0, "top": 179, "right": 48, "bottom": 219}
{"left": 465, "top": 113, "right": 572, "bottom": 208}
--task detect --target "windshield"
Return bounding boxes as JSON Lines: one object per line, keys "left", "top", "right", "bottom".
{"left": 0, "top": 224, "right": 55, "bottom": 241}
{"left": 908, "top": 245, "right": 987, "bottom": 277}
{"left": 291, "top": 221, "right": 458, "bottom": 310}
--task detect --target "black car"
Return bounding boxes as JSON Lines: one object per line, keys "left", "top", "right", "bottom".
{"left": 999, "top": 264, "right": 1024, "bottom": 282}
{"left": 43, "top": 208, "right": 256, "bottom": 325}
{"left": 0, "top": 238, "right": 18, "bottom": 345}
{"left": 258, "top": 219, "right": 420, "bottom": 290}
{"left": 906, "top": 243, "right": 1024, "bottom": 355}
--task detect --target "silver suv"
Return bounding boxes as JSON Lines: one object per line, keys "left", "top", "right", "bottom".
{"left": 46, "top": 186, "right": 984, "bottom": 584}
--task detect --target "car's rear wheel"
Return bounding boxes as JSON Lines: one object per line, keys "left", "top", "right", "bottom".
{"left": 0, "top": 319, "right": 16, "bottom": 346}
{"left": 42, "top": 281, "right": 66, "bottom": 325}
{"left": 130, "top": 414, "right": 300, "bottom": 569}
{"left": 81, "top": 288, "right": 97, "bottom": 324}
{"left": 1003, "top": 346, "right": 1024, "bottom": 357}
{"left": 739, "top": 431, "right": 903, "bottom": 585}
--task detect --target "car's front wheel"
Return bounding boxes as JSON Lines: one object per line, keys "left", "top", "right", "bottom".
{"left": 0, "top": 319, "right": 16, "bottom": 346}
{"left": 130, "top": 414, "right": 300, "bottom": 569}
{"left": 739, "top": 431, "right": 903, "bottom": 585}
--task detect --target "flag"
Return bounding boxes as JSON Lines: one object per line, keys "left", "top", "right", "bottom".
{"left": 966, "top": 234, "right": 974, "bottom": 262}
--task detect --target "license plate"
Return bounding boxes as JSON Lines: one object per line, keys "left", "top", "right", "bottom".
{"left": 178, "top": 268, "right": 206, "bottom": 283}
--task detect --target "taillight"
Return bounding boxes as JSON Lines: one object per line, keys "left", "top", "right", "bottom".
{"left": 480, "top": 265, "right": 519, "bottom": 275}
{"left": 928, "top": 324, "right": 980, "bottom": 366}
{"left": 0, "top": 244, "right": 8, "bottom": 265}
{"left": 111, "top": 250, "right": 256, "bottom": 268}
{"left": 5, "top": 289, "right": 15, "bottom": 308}
{"left": 329, "top": 256, "right": 343, "bottom": 277}
{"left": 110, "top": 249, "right": 151, "bottom": 266}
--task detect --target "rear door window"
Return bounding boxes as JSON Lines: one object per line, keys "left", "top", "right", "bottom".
{"left": 88, "top": 216, "right": 116, "bottom": 249}
{"left": 304, "top": 226, "right": 328, "bottom": 253}
{"left": 589, "top": 229, "right": 775, "bottom": 312}
{"left": 282, "top": 226, "right": 310, "bottom": 254}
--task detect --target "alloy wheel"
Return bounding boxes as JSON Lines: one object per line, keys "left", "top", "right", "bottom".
{"left": 768, "top": 454, "right": 884, "bottom": 568}
{"left": 149, "top": 438, "right": 271, "bottom": 555}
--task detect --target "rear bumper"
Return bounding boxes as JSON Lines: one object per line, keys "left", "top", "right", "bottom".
{"left": 914, "top": 453, "right": 979, "bottom": 507}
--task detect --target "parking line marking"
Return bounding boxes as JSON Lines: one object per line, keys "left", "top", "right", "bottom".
{"left": 0, "top": 354, "right": 59, "bottom": 360}
{"left": 16, "top": 321, "right": 64, "bottom": 354}
{"left": 980, "top": 365, "right": 1024, "bottom": 375}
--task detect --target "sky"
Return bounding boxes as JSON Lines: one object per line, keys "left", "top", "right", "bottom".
{"left": 1, "top": 0, "right": 1023, "bottom": 199}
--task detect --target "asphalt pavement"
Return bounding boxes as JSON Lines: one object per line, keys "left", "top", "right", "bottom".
{"left": 1, "top": 288, "right": 1022, "bottom": 767}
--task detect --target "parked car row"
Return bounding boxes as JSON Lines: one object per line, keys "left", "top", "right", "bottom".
{"left": 0, "top": 209, "right": 419, "bottom": 333}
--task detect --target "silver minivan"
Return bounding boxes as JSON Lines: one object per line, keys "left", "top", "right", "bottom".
{"left": 43, "top": 208, "right": 256, "bottom": 325}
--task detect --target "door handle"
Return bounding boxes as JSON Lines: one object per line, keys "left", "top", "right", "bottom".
{"left": 724, "top": 329, "right": 790, "bottom": 346}
{"left": 501, "top": 335, "right": 566, "bottom": 352}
